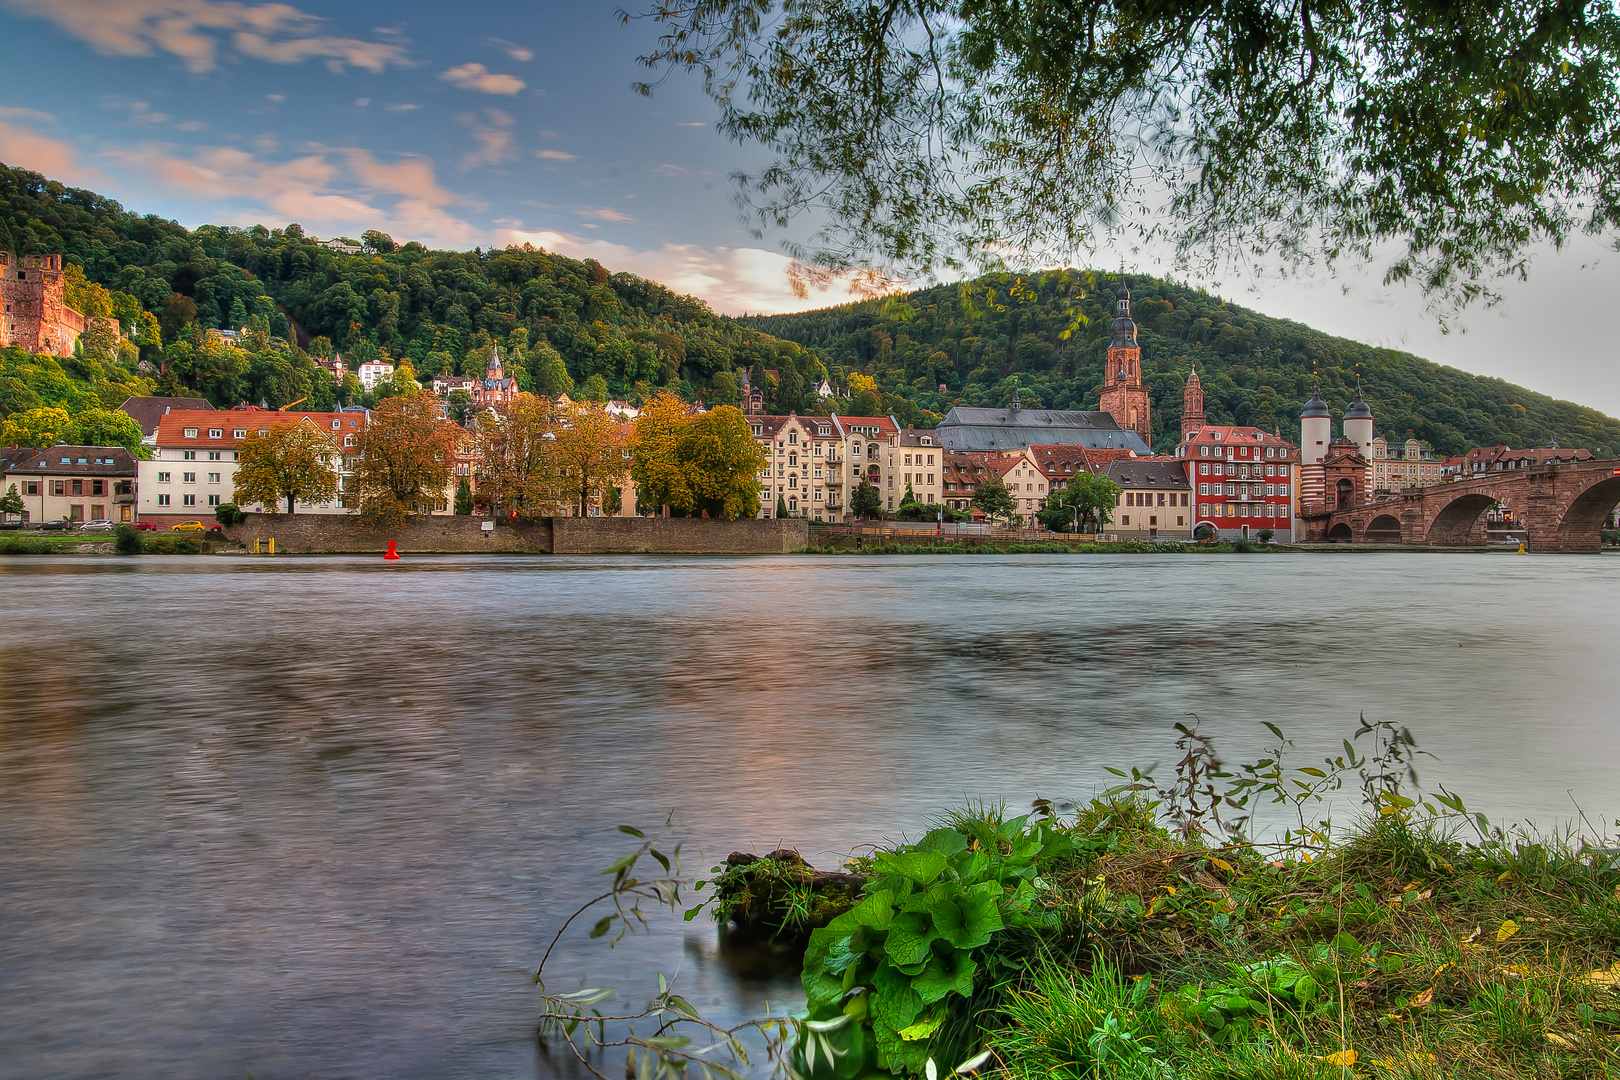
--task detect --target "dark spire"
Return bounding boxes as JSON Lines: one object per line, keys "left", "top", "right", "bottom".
{"left": 1301, "top": 388, "right": 1330, "bottom": 419}
{"left": 1109, "top": 278, "right": 1137, "bottom": 348}
{"left": 1344, "top": 384, "right": 1373, "bottom": 421}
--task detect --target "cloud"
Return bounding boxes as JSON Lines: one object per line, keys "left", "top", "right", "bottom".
{"left": 579, "top": 206, "right": 634, "bottom": 223}
{"left": 536, "top": 149, "right": 576, "bottom": 161}
{"left": 457, "top": 108, "right": 515, "bottom": 170}
{"left": 266, "top": 93, "right": 285, "bottom": 102}
{"left": 495, "top": 227, "right": 838, "bottom": 315}
{"left": 487, "top": 37, "right": 532, "bottom": 62}
{"left": 385, "top": 102, "right": 418, "bottom": 112}
{"left": 652, "top": 162, "right": 715, "bottom": 177}
{"left": 0, "top": 120, "right": 94, "bottom": 183}
{"left": 0, "top": 105, "right": 56, "bottom": 123}
{"left": 2, "top": 0, "right": 411, "bottom": 74}
{"left": 675, "top": 121, "right": 706, "bottom": 127}
{"left": 439, "top": 62, "right": 525, "bottom": 96}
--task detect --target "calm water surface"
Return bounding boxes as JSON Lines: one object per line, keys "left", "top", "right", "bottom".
{"left": 1, "top": 553, "right": 1616, "bottom": 1079}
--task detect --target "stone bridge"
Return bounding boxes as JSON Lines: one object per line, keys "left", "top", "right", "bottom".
{"left": 1301, "top": 459, "right": 1620, "bottom": 552}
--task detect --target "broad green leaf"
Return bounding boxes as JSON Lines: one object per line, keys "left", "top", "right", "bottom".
{"left": 911, "top": 951, "right": 977, "bottom": 1005}
{"left": 918, "top": 828, "right": 969, "bottom": 857}
{"left": 896, "top": 1013, "right": 943, "bottom": 1041}
{"left": 933, "top": 881, "right": 1003, "bottom": 950}
{"left": 872, "top": 960, "right": 926, "bottom": 1030}
{"left": 874, "top": 849, "right": 948, "bottom": 886}
{"left": 617, "top": 825, "right": 645, "bottom": 838}
{"left": 883, "top": 912, "right": 938, "bottom": 967}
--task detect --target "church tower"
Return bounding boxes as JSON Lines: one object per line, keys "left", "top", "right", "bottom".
{"left": 1180, "top": 367, "right": 1206, "bottom": 440}
{"left": 1098, "top": 280, "right": 1151, "bottom": 446}
{"left": 485, "top": 343, "right": 504, "bottom": 383}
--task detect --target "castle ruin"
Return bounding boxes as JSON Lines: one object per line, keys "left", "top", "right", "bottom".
{"left": 0, "top": 253, "right": 87, "bottom": 358}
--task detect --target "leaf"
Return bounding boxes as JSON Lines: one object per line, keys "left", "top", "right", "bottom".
{"left": 617, "top": 825, "right": 646, "bottom": 838}
{"left": 1298, "top": 767, "right": 1327, "bottom": 777}
{"left": 1318, "top": 1048, "right": 1357, "bottom": 1067}
{"left": 874, "top": 849, "right": 948, "bottom": 886}
{"left": 911, "top": 951, "right": 977, "bottom": 1005}
{"left": 896, "top": 1014, "right": 943, "bottom": 1041}
{"left": 1579, "top": 962, "right": 1620, "bottom": 988}
{"left": 1410, "top": 987, "right": 1434, "bottom": 1007}
{"left": 954, "top": 1049, "right": 994, "bottom": 1075}
{"left": 589, "top": 916, "right": 614, "bottom": 939}
{"left": 882, "top": 912, "right": 939, "bottom": 967}
{"left": 932, "top": 881, "right": 1004, "bottom": 950}
{"left": 1209, "top": 857, "right": 1234, "bottom": 874}
{"left": 1262, "top": 721, "right": 1285, "bottom": 741}
{"left": 1496, "top": 919, "right": 1520, "bottom": 942}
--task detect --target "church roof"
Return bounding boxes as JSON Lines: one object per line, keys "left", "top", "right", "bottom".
{"left": 937, "top": 406, "right": 1151, "bottom": 453}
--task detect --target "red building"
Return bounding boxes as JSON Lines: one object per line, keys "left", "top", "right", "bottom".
{"left": 1097, "top": 281, "right": 1152, "bottom": 446}
{"left": 1174, "top": 373, "right": 1298, "bottom": 539}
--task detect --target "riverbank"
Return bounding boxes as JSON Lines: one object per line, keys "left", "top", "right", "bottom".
{"left": 560, "top": 725, "right": 1620, "bottom": 1080}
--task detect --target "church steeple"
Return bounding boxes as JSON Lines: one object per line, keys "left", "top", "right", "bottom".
{"left": 1180, "top": 366, "right": 1206, "bottom": 441}
{"left": 1099, "top": 277, "right": 1151, "bottom": 445}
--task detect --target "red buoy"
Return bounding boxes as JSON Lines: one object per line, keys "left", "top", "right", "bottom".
{"left": 384, "top": 540, "right": 400, "bottom": 560}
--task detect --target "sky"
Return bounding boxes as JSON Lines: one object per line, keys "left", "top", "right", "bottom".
{"left": 1, "top": 0, "right": 1618, "bottom": 419}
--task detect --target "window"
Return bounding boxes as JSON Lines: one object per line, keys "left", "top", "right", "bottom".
{"left": 183, "top": 494, "right": 196, "bottom": 506}
{"left": 24, "top": 482, "right": 37, "bottom": 496}
{"left": 904, "top": 454, "right": 912, "bottom": 465}
{"left": 183, "top": 450, "right": 197, "bottom": 461}
{"left": 183, "top": 472, "right": 197, "bottom": 484}
{"left": 927, "top": 473, "right": 935, "bottom": 485}
{"left": 1157, "top": 493, "right": 1166, "bottom": 506}
{"left": 789, "top": 431, "right": 798, "bottom": 445}
{"left": 233, "top": 429, "right": 246, "bottom": 439}
{"left": 788, "top": 452, "right": 798, "bottom": 466}
{"left": 208, "top": 428, "right": 223, "bottom": 439}
{"left": 92, "top": 480, "right": 104, "bottom": 496}
{"left": 332, "top": 420, "right": 341, "bottom": 430}
{"left": 1200, "top": 503, "right": 1208, "bottom": 516}
{"left": 788, "top": 496, "right": 798, "bottom": 511}
{"left": 157, "top": 472, "right": 171, "bottom": 483}
{"left": 183, "top": 427, "right": 198, "bottom": 438}
{"left": 157, "top": 494, "right": 171, "bottom": 507}
{"left": 69, "top": 505, "right": 84, "bottom": 521}
{"left": 1150, "top": 516, "right": 1158, "bottom": 526}
{"left": 208, "top": 451, "right": 222, "bottom": 461}
{"left": 1181, "top": 494, "right": 1189, "bottom": 506}
{"left": 1276, "top": 465, "right": 1288, "bottom": 478}
{"left": 1177, "top": 516, "right": 1184, "bottom": 526}
{"left": 1122, "top": 515, "right": 1130, "bottom": 525}
{"left": 1199, "top": 445, "right": 1210, "bottom": 457}
{"left": 52, "top": 479, "right": 65, "bottom": 496}
{"left": 208, "top": 472, "right": 221, "bottom": 484}
{"left": 208, "top": 495, "right": 221, "bottom": 507}
{"left": 71, "top": 479, "right": 83, "bottom": 496}
{"left": 1199, "top": 463, "right": 1209, "bottom": 475}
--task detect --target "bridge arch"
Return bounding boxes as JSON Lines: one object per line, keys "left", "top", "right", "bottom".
{"left": 1425, "top": 492, "right": 1497, "bottom": 546}
{"left": 1362, "top": 514, "right": 1403, "bottom": 543}
{"left": 1327, "top": 522, "right": 1353, "bottom": 542}
{"left": 1555, "top": 474, "right": 1620, "bottom": 552}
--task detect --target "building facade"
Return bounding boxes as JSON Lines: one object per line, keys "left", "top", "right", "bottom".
{"left": 1371, "top": 435, "right": 1444, "bottom": 493}
{"left": 1, "top": 253, "right": 87, "bottom": 358}
{"left": 1176, "top": 424, "right": 1299, "bottom": 540}
{"left": 1103, "top": 459, "right": 1193, "bottom": 539}
{"left": 2, "top": 446, "right": 137, "bottom": 524}
{"left": 1097, "top": 281, "right": 1153, "bottom": 446}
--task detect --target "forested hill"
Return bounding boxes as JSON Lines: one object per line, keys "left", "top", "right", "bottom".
{"left": 0, "top": 163, "right": 824, "bottom": 418}
{"left": 739, "top": 273, "right": 1620, "bottom": 457}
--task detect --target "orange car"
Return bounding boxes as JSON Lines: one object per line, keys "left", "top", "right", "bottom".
{"left": 170, "top": 520, "right": 207, "bottom": 533}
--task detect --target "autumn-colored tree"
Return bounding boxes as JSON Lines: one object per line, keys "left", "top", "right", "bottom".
{"left": 630, "top": 391, "right": 693, "bottom": 514}
{"left": 352, "top": 390, "right": 459, "bottom": 527}
{"left": 233, "top": 420, "right": 341, "bottom": 513}
{"left": 475, "top": 393, "right": 568, "bottom": 519}
{"left": 676, "top": 405, "right": 768, "bottom": 520}
{"left": 2, "top": 406, "right": 73, "bottom": 448}
{"left": 551, "top": 400, "right": 630, "bottom": 517}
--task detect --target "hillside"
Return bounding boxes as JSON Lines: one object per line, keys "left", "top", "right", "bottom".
{"left": 0, "top": 163, "right": 825, "bottom": 425}
{"left": 4, "top": 161, "right": 1618, "bottom": 459}
{"left": 739, "top": 272, "right": 1620, "bottom": 456}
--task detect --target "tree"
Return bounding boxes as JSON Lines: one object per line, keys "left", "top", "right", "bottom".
{"left": 531, "top": 341, "right": 574, "bottom": 398}
{"left": 639, "top": 0, "right": 1620, "bottom": 309}
{"left": 2, "top": 406, "right": 73, "bottom": 448}
{"left": 676, "top": 405, "right": 769, "bottom": 520}
{"left": 850, "top": 477, "right": 883, "bottom": 520}
{"left": 362, "top": 230, "right": 396, "bottom": 254}
{"left": 630, "top": 390, "right": 693, "bottom": 514}
{"left": 551, "top": 399, "right": 630, "bottom": 517}
{"left": 68, "top": 408, "right": 144, "bottom": 454}
{"left": 971, "top": 475, "right": 1016, "bottom": 522}
{"left": 475, "top": 393, "right": 568, "bottom": 518}
{"left": 455, "top": 476, "right": 474, "bottom": 515}
{"left": 901, "top": 481, "right": 917, "bottom": 506}
{"left": 352, "top": 390, "right": 460, "bottom": 527}
{"left": 233, "top": 420, "right": 340, "bottom": 513}
{"left": 1036, "top": 473, "right": 1120, "bottom": 532}
{"left": 0, "top": 483, "right": 23, "bottom": 518}
{"left": 581, "top": 373, "right": 610, "bottom": 403}
{"left": 776, "top": 494, "right": 790, "bottom": 519}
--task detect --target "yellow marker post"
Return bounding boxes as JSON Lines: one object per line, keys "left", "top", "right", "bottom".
{"left": 268, "top": 538, "right": 276, "bottom": 555}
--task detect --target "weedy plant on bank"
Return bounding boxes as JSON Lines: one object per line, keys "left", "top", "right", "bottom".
{"left": 535, "top": 723, "right": 1620, "bottom": 1079}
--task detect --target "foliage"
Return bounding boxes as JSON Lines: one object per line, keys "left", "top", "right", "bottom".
{"left": 891, "top": 502, "right": 969, "bottom": 523}
{"left": 475, "top": 393, "right": 568, "bottom": 518}
{"left": 0, "top": 535, "right": 56, "bottom": 554}
{"left": 454, "top": 476, "right": 473, "bottom": 516}
{"left": 1, "top": 406, "right": 74, "bottom": 448}
{"left": 213, "top": 502, "right": 246, "bottom": 526}
{"left": 550, "top": 399, "right": 632, "bottom": 518}
{"left": 0, "top": 483, "right": 23, "bottom": 517}
{"left": 232, "top": 420, "right": 340, "bottom": 513}
{"left": 901, "top": 481, "right": 917, "bottom": 507}
{"left": 351, "top": 390, "right": 459, "bottom": 527}
{"left": 969, "top": 476, "right": 1015, "bottom": 522}
{"left": 777, "top": 494, "right": 791, "bottom": 519}
{"left": 113, "top": 523, "right": 141, "bottom": 554}
{"left": 1036, "top": 473, "right": 1120, "bottom": 533}
{"left": 850, "top": 478, "right": 884, "bottom": 520}
{"left": 674, "top": 405, "right": 770, "bottom": 519}
{"left": 741, "top": 271, "right": 1620, "bottom": 456}
{"left": 639, "top": 0, "right": 1620, "bottom": 312}
{"left": 1258, "top": 528, "right": 1276, "bottom": 545}
{"left": 630, "top": 391, "right": 693, "bottom": 513}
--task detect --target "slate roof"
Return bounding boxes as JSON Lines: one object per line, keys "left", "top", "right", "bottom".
{"left": 936, "top": 406, "right": 1151, "bottom": 453}
{"left": 117, "top": 396, "right": 214, "bottom": 437}
{"left": 1103, "top": 459, "right": 1190, "bottom": 490}
{"left": 4, "top": 445, "right": 138, "bottom": 476}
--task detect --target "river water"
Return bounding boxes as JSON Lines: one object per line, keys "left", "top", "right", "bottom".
{"left": 1, "top": 553, "right": 1616, "bottom": 1079}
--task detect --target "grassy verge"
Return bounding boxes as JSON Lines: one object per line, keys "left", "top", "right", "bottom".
{"left": 0, "top": 530, "right": 214, "bottom": 554}
{"left": 536, "top": 722, "right": 1620, "bottom": 1080}
{"left": 0, "top": 532, "right": 104, "bottom": 554}
{"left": 802, "top": 541, "right": 1281, "bottom": 555}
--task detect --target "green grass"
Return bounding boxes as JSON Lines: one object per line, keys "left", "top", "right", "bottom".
{"left": 802, "top": 541, "right": 1281, "bottom": 555}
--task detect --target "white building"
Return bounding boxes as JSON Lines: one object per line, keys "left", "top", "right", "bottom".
{"left": 357, "top": 360, "right": 396, "bottom": 391}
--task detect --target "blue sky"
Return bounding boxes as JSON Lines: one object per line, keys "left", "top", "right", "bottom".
{"left": 2, "top": 0, "right": 1619, "bottom": 418}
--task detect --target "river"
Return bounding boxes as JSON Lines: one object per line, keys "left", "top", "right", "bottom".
{"left": 1, "top": 552, "right": 1615, "bottom": 1079}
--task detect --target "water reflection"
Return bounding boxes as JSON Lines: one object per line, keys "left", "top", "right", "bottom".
{"left": 0, "top": 553, "right": 1615, "bottom": 1079}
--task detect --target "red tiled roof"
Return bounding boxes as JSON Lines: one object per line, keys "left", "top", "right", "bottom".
{"left": 154, "top": 409, "right": 365, "bottom": 449}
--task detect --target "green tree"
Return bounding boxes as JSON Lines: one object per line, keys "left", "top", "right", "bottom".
{"left": 454, "top": 475, "right": 474, "bottom": 515}
{"left": 233, "top": 420, "right": 341, "bottom": 513}
{"left": 901, "top": 480, "right": 917, "bottom": 506}
{"left": 531, "top": 341, "right": 575, "bottom": 398}
{"left": 641, "top": 0, "right": 1620, "bottom": 309}
{"left": 676, "top": 405, "right": 769, "bottom": 520}
{"left": 850, "top": 477, "right": 883, "bottom": 520}
{"left": 971, "top": 475, "right": 1016, "bottom": 522}
{"left": 1036, "top": 473, "right": 1120, "bottom": 533}
{"left": 581, "top": 373, "right": 610, "bottom": 403}
{"left": 0, "top": 483, "right": 23, "bottom": 518}
{"left": 1, "top": 406, "right": 73, "bottom": 448}
{"left": 69, "top": 407, "right": 144, "bottom": 454}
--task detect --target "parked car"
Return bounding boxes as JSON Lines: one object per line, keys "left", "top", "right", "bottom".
{"left": 35, "top": 518, "right": 76, "bottom": 531}
{"left": 80, "top": 519, "right": 116, "bottom": 532}
{"left": 133, "top": 521, "right": 158, "bottom": 531}
{"left": 170, "top": 520, "right": 207, "bottom": 533}
{"left": 0, "top": 519, "right": 25, "bottom": 530}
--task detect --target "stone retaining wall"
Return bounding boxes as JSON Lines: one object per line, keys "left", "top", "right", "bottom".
{"left": 220, "top": 514, "right": 806, "bottom": 555}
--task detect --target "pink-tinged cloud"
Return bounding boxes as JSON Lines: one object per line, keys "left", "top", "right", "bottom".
{"left": 495, "top": 228, "right": 846, "bottom": 316}
{"left": 0, "top": 120, "right": 99, "bottom": 186}
{"left": 1, "top": 0, "right": 411, "bottom": 74}
{"left": 536, "top": 149, "right": 576, "bottom": 161}
{"left": 579, "top": 207, "right": 634, "bottom": 223}
{"left": 440, "top": 62, "right": 526, "bottom": 96}
{"left": 456, "top": 109, "right": 515, "bottom": 171}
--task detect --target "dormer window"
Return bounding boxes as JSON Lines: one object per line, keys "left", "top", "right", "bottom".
{"left": 333, "top": 420, "right": 341, "bottom": 430}
{"left": 183, "top": 428, "right": 198, "bottom": 438}
{"left": 234, "top": 429, "right": 247, "bottom": 438}
{"left": 209, "top": 428, "right": 223, "bottom": 439}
